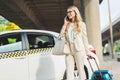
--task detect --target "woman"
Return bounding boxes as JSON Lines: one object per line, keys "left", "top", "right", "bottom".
{"left": 60, "top": 5, "right": 94, "bottom": 80}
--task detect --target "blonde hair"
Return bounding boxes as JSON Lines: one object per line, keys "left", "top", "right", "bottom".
{"left": 65, "top": 5, "right": 82, "bottom": 34}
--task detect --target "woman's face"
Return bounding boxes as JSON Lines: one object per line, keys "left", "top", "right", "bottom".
{"left": 67, "top": 8, "right": 76, "bottom": 20}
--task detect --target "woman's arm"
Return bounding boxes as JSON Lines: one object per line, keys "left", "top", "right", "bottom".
{"left": 59, "top": 17, "right": 69, "bottom": 38}
{"left": 59, "top": 24, "right": 66, "bottom": 38}
{"left": 60, "top": 25, "right": 66, "bottom": 34}
{"left": 81, "top": 22, "right": 94, "bottom": 57}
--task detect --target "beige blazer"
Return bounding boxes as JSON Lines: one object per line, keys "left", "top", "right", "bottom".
{"left": 60, "top": 22, "right": 93, "bottom": 56}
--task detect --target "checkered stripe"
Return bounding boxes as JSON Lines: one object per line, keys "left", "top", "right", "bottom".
{"left": 0, "top": 48, "right": 53, "bottom": 59}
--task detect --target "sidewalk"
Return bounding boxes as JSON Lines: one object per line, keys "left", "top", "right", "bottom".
{"left": 103, "top": 55, "right": 120, "bottom": 80}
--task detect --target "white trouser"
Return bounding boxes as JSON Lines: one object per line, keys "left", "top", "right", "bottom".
{"left": 65, "top": 51, "right": 86, "bottom": 80}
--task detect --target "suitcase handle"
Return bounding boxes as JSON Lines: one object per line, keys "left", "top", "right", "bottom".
{"left": 87, "top": 57, "right": 103, "bottom": 79}
{"left": 87, "top": 57, "right": 100, "bottom": 70}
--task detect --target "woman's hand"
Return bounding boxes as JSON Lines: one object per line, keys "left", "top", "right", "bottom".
{"left": 64, "top": 16, "right": 69, "bottom": 25}
{"left": 87, "top": 55, "right": 93, "bottom": 59}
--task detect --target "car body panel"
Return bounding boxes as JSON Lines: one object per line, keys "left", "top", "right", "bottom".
{"left": 0, "top": 30, "right": 99, "bottom": 80}
{"left": 28, "top": 51, "right": 66, "bottom": 80}
{"left": 0, "top": 53, "right": 29, "bottom": 80}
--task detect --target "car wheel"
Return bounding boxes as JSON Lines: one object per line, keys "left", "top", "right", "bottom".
{"left": 74, "top": 65, "right": 89, "bottom": 79}
{"left": 84, "top": 65, "right": 89, "bottom": 79}
{"left": 62, "top": 70, "right": 67, "bottom": 80}
{"left": 63, "top": 65, "right": 89, "bottom": 80}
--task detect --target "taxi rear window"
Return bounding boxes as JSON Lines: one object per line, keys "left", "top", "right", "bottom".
{"left": 27, "top": 33, "right": 55, "bottom": 49}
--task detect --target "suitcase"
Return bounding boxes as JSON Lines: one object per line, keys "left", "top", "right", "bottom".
{"left": 87, "top": 57, "right": 114, "bottom": 80}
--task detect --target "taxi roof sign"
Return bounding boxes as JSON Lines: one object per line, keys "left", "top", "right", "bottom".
{"left": 5, "top": 22, "right": 21, "bottom": 30}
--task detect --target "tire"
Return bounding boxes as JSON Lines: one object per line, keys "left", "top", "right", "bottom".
{"left": 74, "top": 65, "right": 89, "bottom": 79}
{"left": 63, "top": 65, "right": 89, "bottom": 80}
{"left": 84, "top": 65, "right": 89, "bottom": 79}
{"left": 62, "top": 70, "right": 67, "bottom": 80}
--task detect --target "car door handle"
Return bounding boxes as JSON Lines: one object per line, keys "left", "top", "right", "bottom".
{"left": 15, "top": 56, "right": 26, "bottom": 59}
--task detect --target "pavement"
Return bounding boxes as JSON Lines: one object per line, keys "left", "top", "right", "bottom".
{"left": 103, "top": 55, "right": 120, "bottom": 80}
{"left": 73, "top": 55, "right": 120, "bottom": 80}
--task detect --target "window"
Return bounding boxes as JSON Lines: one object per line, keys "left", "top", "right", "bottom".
{"left": 0, "top": 33, "right": 22, "bottom": 53}
{"left": 27, "top": 33, "right": 55, "bottom": 49}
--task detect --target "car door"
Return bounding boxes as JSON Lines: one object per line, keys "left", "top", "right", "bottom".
{"left": 26, "top": 32, "right": 54, "bottom": 80}
{"left": 0, "top": 32, "right": 29, "bottom": 80}
{"left": 26, "top": 32, "right": 66, "bottom": 80}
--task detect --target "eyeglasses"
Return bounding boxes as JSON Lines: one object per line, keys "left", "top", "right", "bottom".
{"left": 67, "top": 10, "right": 74, "bottom": 14}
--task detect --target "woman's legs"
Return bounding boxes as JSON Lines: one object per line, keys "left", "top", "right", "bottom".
{"left": 65, "top": 55, "right": 75, "bottom": 80}
{"left": 74, "top": 51, "right": 86, "bottom": 80}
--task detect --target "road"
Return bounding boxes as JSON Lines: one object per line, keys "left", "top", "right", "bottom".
{"left": 103, "top": 55, "right": 120, "bottom": 80}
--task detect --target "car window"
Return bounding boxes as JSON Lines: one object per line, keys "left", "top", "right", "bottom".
{"left": 26, "top": 33, "right": 55, "bottom": 49}
{"left": 0, "top": 33, "right": 22, "bottom": 53}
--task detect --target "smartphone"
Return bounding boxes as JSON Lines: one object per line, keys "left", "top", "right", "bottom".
{"left": 66, "top": 16, "right": 72, "bottom": 22}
